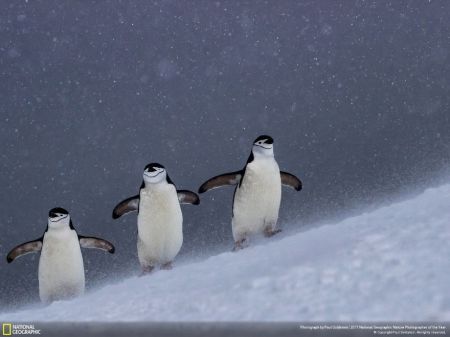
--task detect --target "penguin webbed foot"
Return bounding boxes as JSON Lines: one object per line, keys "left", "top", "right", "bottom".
{"left": 264, "top": 228, "right": 282, "bottom": 238}
{"left": 161, "top": 262, "right": 173, "bottom": 270}
{"left": 232, "top": 237, "right": 248, "bottom": 252}
{"left": 140, "top": 265, "right": 155, "bottom": 276}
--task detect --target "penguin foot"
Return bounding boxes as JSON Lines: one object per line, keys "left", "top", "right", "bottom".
{"left": 232, "top": 238, "right": 248, "bottom": 252}
{"left": 264, "top": 228, "right": 282, "bottom": 238}
{"left": 161, "top": 262, "right": 173, "bottom": 270}
{"left": 140, "top": 265, "right": 155, "bottom": 276}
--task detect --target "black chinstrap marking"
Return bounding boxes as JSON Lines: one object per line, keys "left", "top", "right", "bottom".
{"left": 254, "top": 144, "right": 273, "bottom": 150}
{"left": 144, "top": 171, "right": 164, "bottom": 179}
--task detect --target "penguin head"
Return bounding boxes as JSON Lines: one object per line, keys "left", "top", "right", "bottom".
{"left": 48, "top": 207, "right": 71, "bottom": 228}
{"left": 143, "top": 163, "right": 167, "bottom": 185}
{"left": 252, "top": 135, "right": 274, "bottom": 157}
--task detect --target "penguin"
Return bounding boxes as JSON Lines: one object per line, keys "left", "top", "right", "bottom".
{"left": 6, "top": 207, "right": 115, "bottom": 303}
{"left": 198, "top": 135, "right": 302, "bottom": 251}
{"left": 112, "top": 163, "right": 200, "bottom": 274}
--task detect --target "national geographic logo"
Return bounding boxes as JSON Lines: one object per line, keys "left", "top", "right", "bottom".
{"left": 2, "top": 324, "right": 11, "bottom": 336}
{"left": 2, "top": 323, "right": 41, "bottom": 335}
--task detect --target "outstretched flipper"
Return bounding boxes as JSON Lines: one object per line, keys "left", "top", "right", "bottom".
{"left": 198, "top": 171, "right": 242, "bottom": 193}
{"left": 6, "top": 238, "right": 43, "bottom": 263}
{"left": 112, "top": 195, "right": 139, "bottom": 219}
{"left": 280, "top": 171, "right": 302, "bottom": 191}
{"left": 177, "top": 190, "right": 200, "bottom": 205}
{"left": 78, "top": 235, "right": 115, "bottom": 253}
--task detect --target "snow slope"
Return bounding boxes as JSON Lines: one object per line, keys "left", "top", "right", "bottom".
{"left": 1, "top": 184, "right": 450, "bottom": 321}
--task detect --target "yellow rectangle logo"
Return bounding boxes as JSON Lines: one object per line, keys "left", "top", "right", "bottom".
{"left": 2, "top": 323, "right": 12, "bottom": 336}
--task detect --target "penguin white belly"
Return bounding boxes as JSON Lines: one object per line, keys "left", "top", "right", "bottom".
{"left": 38, "top": 228, "right": 85, "bottom": 303}
{"left": 137, "top": 184, "right": 183, "bottom": 266}
{"left": 232, "top": 158, "right": 282, "bottom": 240}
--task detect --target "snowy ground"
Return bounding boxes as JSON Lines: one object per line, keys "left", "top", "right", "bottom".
{"left": 1, "top": 183, "right": 450, "bottom": 322}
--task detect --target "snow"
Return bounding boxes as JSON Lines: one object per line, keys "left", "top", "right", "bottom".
{"left": 1, "top": 183, "right": 450, "bottom": 322}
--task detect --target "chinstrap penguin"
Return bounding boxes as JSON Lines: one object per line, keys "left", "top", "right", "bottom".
{"left": 7, "top": 207, "right": 115, "bottom": 303}
{"left": 198, "top": 135, "right": 302, "bottom": 250}
{"left": 112, "top": 163, "right": 200, "bottom": 274}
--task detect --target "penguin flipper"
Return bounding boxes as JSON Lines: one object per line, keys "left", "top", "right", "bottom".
{"left": 198, "top": 171, "right": 242, "bottom": 193}
{"left": 112, "top": 195, "right": 139, "bottom": 219}
{"left": 79, "top": 236, "right": 115, "bottom": 253}
{"left": 6, "top": 238, "right": 43, "bottom": 263}
{"left": 280, "top": 171, "right": 302, "bottom": 191}
{"left": 177, "top": 190, "right": 200, "bottom": 205}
